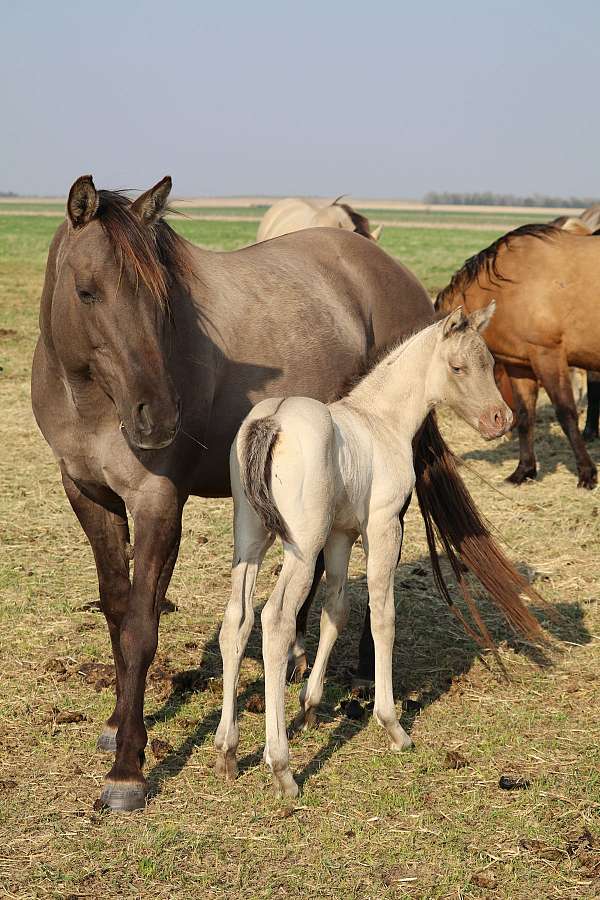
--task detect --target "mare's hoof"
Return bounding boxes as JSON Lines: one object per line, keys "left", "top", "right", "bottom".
{"left": 350, "top": 677, "right": 375, "bottom": 700}
{"left": 96, "top": 728, "right": 117, "bottom": 753}
{"left": 390, "top": 733, "right": 414, "bottom": 752}
{"left": 99, "top": 781, "right": 148, "bottom": 813}
{"left": 582, "top": 427, "right": 599, "bottom": 443}
{"left": 286, "top": 653, "right": 309, "bottom": 684}
{"left": 577, "top": 469, "right": 598, "bottom": 489}
{"left": 506, "top": 466, "right": 537, "bottom": 485}
{"left": 215, "top": 750, "right": 238, "bottom": 781}
{"left": 293, "top": 706, "right": 317, "bottom": 732}
{"left": 272, "top": 768, "right": 300, "bottom": 799}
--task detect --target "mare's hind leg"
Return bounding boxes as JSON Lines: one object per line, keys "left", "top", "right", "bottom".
{"left": 215, "top": 496, "right": 273, "bottom": 780}
{"left": 531, "top": 349, "right": 598, "bottom": 488}
{"left": 364, "top": 514, "right": 412, "bottom": 752}
{"left": 298, "top": 531, "right": 355, "bottom": 728}
{"left": 504, "top": 366, "right": 539, "bottom": 485}
{"left": 61, "top": 470, "right": 131, "bottom": 753}
{"left": 287, "top": 552, "right": 325, "bottom": 683}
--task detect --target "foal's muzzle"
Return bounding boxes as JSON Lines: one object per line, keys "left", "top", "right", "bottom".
{"left": 478, "top": 404, "right": 513, "bottom": 440}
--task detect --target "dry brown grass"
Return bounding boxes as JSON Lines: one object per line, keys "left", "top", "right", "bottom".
{"left": 0, "top": 215, "right": 598, "bottom": 899}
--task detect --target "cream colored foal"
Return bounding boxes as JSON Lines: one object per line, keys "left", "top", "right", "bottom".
{"left": 215, "top": 302, "right": 511, "bottom": 797}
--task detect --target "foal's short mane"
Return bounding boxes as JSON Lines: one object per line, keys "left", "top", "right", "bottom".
{"left": 95, "top": 190, "right": 194, "bottom": 310}
{"left": 436, "top": 222, "right": 558, "bottom": 308}
{"left": 332, "top": 200, "right": 373, "bottom": 238}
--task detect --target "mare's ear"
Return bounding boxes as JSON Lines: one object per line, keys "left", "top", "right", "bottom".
{"left": 468, "top": 299, "right": 496, "bottom": 333}
{"left": 371, "top": 224, "right": 383, "bottom": 241}
{"left": 442, "top": 305, "right": 468, "bottom": 338}
{"left": 67, "top": 175, "right": 99, "bottom": 228}
{"left": 131, "top": 176, "right": 172, "bottom": 225}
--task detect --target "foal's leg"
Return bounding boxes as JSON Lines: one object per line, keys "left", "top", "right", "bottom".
{"left": 287, "top": 551, "right": 325, "bottom": 683}
{"left": 298, "top": 531, "right": 354, "bottom": 728}
{"left": 215, "top": 500, "right": 273, "bottom": 780}
{"left": 531, "top": 348, "right": 598, "bottom": 488}
{"left": 364, "top": 515, "right": 412, "bottom": 751}
{"left": 262, "top": 552, "right": 319, "bottom": 797}
{"left": 504, "top": 366, "right": 539, "bottom": 485}
{"left": 583, "top": 372, "right": 600, "bottom": 442}
{"left": 101, "top": 488, "right": 183, "bottom": 811}
{"left": 61, "top": 471, "right": 131, "bottom": 753}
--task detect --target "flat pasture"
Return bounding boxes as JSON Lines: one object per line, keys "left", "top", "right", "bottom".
{"left": 0, "top": 211, "right": 598, "bottom": 899}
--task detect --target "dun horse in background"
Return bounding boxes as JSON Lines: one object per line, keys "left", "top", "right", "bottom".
{"left": 256, "top": 196, "right": 382, "bottom": 242}
{"left": 436, "top": 223, "right": 600, "bottom": 487}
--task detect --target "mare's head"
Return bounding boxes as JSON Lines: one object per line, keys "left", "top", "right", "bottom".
{"left": 431, "top": 302, "right": 512, "bottom": 439}
{"left": 47, "top": 175, "right": 191, "bottom": 450}
{"left": 315, "top": 198, "right": 382, "bottom": 241}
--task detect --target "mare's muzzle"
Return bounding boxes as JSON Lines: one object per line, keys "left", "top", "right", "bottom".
{"left": 478, "top": 404, "right": 513, "bottom": 440}
{"left": 129, "top": 396, "right": 181, "bottom": 450}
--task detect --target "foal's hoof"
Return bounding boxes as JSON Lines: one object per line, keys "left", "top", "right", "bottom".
{"left": 272, "top": 768, "right": 300, "bottom": 799}
{"left": 99, "top": 780, "right": 148, "bottom": 813}
{"left": 96, "top": 727, "right": 117, "bottom": 753}
{"left": 390, "top": 733, "right": 414, "bottom": 752}
{"left": 286, "top": 653, "right": 309, "bottom": 684}
{"left": 506, "top": 466, "right": 537, "bottom": 486}
{"left": 215, "top": 750, "right": 238, "bottom": 781}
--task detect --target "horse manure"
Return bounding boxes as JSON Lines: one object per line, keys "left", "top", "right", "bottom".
{"left": 499, "top": 775, "right": 530, "bottom": 790}
{"left": 159, "top": 598, "right": 178, "bottom": 614}
{"left": 54, "top": 710, "right": 87, "bottom": 724}
{"left": 341, "top": 698, "right": 365, "bottom": 720}
{"left": 43, "top": 657, "right": 68, "bottom": 675}
{"left": 444, "top": 750, "right": 469, "bottom": 769}
{"left": 471, "top": 871, "right": 497, "bottom": 889}
{"left": 246, "top": 693, "right": 266, "bottom": 713}
{"left": 77, "top": 661, "right": 116, "bottom": 692}
{"left": 170, "top": 668, "right": 208, "bottom": 694}
{"left": 271, "top": 563, "right": 282, "bottom": 576}
{"left": 0, "top": 780, "right": 17, "bottom": 792}
{"left": 77, "top": 599, "right": 102, "bottom": 613}
{"left": 150, "top": 738, "right": 174, "bottom": 761}
{"left": 196, "top": 535, "right": 208, "bottom": 545}
{"left": 184, "top": 641, "right": 198, "bottom": 650}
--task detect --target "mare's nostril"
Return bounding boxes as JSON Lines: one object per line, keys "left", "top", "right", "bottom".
{"left": 135, "top": 402, "right": 154, "bottom": 436}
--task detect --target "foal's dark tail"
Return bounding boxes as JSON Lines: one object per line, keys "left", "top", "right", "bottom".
{"left": 415, "top": 413, "right": 552, "bottom": 654}
{"left": 240, "top": 417, "right": 291, "bottom": 542}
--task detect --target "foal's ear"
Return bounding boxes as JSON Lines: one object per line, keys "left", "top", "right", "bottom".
{"left": 468, "top": 299, "right": 496, "bottom": 333}
{"left": 67, "top": 175, "right": 99, "bottom": 228}
{"left": 442, "top": 305, "right": 468, "bottom": 338}
{"left": 371, "top": 224, "right": 383, "bottom": 241}
{"left": 131, "top": 176, "right": 172, "bottom": 225}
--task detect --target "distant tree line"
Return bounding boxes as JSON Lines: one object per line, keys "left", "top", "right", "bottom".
{"left": 0, "top": 191, "right": 18, "bottom": 197}
{"left": 423, "top": 191, "right": 600, "bottom": 208}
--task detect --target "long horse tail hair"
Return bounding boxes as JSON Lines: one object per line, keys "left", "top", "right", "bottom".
{"left": 240, "top": 417, "right": 291, "bottom": 542}
{"left": 415, "top": 413, "right": 552, "bottom": 661}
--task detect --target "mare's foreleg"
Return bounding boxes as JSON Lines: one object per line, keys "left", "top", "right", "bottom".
{"left": 101, "top": 488, "right": 183, "bottom": 811}
{"left": 364, "top": 515, "right": 412, "bottom": 752}
{"left": 61, "top": 471, "right": 131, "bottom": 753}
{"left": 215, "top": 497, "right": 273, "bottom": 780}
{"left": 531, "top": 349, "right": 597, "bottom": 488}
{"left": 504, "top": 366, "right": 539, "bottom": 485}
{"left": 298, "top": 531, "right": 354, "bottom": 728}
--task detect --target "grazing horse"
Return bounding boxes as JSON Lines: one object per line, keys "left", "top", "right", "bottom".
{"left": 33, "top": 174, "right": 537, "bottom": 812}
{"left": 256, "top": 196, "right": 382, "bottom": 242}
{"left": 219, "top": 305, "right": 545, "bottom": 797}
{"left": 436, "top": 223, "right": 600, "bottom": 488}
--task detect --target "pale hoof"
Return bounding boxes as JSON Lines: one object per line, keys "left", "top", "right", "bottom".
{"left": 272, "top": 767, "right": 300, "bottom": 798}
{"left": 96, "top": 727, "right": 117, "bottom": 753}
{"left": 99, "top": 780, "right": 148, "bottom": 812}
{"left": 390, "top": 732, "right": 414, "bottom": 752}
{"left": 215, "top": 749, "right": 238, "bottom": 781}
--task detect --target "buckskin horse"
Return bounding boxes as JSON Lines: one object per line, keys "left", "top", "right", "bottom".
{"left": 33, "top": 175, "right": 542, "bottom": 811}
{"left": 436, "top": 223, "right": 600, "bottom": 488}
{"left": 256, "top": 195, "right": 382, "bottom": 242}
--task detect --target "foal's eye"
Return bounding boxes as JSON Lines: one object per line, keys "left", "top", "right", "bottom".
{"left": 450, "top": 364, "right": 463, "bottom": 375}
{"left": 77, "top": 288, "right": 99, "bottom": 304}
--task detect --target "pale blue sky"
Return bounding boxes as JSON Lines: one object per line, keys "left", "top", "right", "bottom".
{"left": 3, "top": 1, "right": 599, "bottom": 198}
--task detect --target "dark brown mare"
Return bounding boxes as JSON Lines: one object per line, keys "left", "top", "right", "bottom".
{"left": 436, "top": 224, "right": 600, "bottom": 488}
{"left": 32, "top": 176, "right": 544, "bottom": 811}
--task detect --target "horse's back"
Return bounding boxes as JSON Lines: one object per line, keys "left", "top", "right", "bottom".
{"left": 256, "top": 198, "right": 316, "bottom": 241}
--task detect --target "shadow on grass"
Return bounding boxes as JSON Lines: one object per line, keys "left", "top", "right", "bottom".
{"left": 463, "top": 402, "right": 599, "bottom": 482}
{"left": 145, "top": 551, "right": 591, "bottom": 800}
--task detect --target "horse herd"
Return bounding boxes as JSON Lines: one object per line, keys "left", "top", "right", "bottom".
{"left": 31, "top": 176, "right": 596, "bottom": 810}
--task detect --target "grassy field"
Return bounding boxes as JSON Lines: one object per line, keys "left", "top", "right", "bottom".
{"left": 0, "top": 210, "right": 598, "bottom": 899}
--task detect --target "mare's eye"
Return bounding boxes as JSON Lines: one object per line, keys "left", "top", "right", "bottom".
{"left": 450, "top": 364, "right": 463, "bottom": 375}
{"left": 77, "top": 288, "right": 99, "bottom": 304}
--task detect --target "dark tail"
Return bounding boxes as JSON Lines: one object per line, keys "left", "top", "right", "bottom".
{"left": 415, "top": 413, "right": 552, "bottom": 657}
{"left": 240, "top": 417, "right": 291, "bottom": 542}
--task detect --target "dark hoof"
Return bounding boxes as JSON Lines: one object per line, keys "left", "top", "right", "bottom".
{"left": 96, "top": 729, "right": 117, "bottom": 753}
{"left": 505, "top": 466, "right": 537, "bottom": 486}
{"left": 577, "top": 469, "right": 598, "bottom": 489}
{"left": 215, "top": 750, "right": 238, "bottom": 781}
{"left": 99, "top": 781, "right": 148, "bottom": 812}
{"left": 582, "top": 428, "right": 598, "bottom": 443}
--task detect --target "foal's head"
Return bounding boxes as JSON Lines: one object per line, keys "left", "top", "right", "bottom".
{"left": 48, "top": 175, "right": 191, "bottom": 450}
{"left": 432, "top": 302, "right": 512, "bottom": 439}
